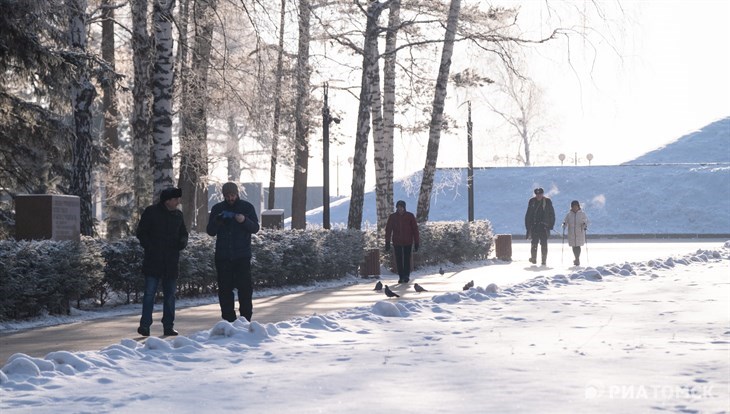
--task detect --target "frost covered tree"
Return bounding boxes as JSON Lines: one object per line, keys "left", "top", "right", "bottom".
{"left": 415, "top": 0, "right": 460, "bottom": 223}
{"left": 67, "top": 0, "right": 98, "bottom": 236}
{"left": 150, "top": 0, "right": 176, "bottom": 199}
{"left": 130, "top": 0, "right": 155, "bottom": 220}
{"left": 290, "top": 0, "right": 312, "bottom": 230}
{"left": 0, "top": 0, "right": 75, "bottom": 197}
{"left": 177, "top": 0, "right": 215, "bottom": 231}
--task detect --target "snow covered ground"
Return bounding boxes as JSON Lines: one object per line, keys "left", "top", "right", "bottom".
{"left": 2, "top": 242, "right": 728, "bottom": 413}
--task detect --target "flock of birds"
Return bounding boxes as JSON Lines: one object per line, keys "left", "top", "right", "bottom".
{"left": 372, "top": 266, "right": 475, "bottom": 298}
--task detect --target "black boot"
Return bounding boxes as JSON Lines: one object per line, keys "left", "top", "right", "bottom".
{"left": 137, "top": 326, "right": 150, "bottom": 337}
{"left": 163, "top": 327, "right": 178, "bottom": 336}
{"left": 529, "top": 245, "right": 538, "bottom": 264}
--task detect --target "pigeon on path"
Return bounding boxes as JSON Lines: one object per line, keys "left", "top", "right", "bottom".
{"left": 384, "top": 285, "right": 400, "bottom": 298}
{"left": 373, "top": 281, "right": 383, "bottom": 291}
{"left": 414, "top": 283, "right": 428, "bottom": 292}
{"left": 463, "top": 280, "right": 474, "bottom": 291}
{"left": 439, "top": 267, "right": 444, "bottom": 275}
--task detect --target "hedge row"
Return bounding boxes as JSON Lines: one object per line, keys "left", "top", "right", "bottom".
{"left": 0, "top": 221, "right": 492, "bottom": 320}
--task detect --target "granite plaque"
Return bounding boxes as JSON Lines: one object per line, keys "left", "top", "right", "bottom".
{"left": 15, "top": 195, "right": 80, "bottom": 241}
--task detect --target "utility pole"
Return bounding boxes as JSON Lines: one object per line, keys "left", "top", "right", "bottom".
{"left": 322, "top": 83, "right": 340, "bottom": 229}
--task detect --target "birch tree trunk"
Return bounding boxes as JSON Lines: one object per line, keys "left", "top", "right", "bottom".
{"left": 151, "top": 0, "right": 176, "bottom": 199}
{"left": 101, "top": 0, "right": 124, "bottom": 239}
{"left": 66, "top": 0, "right": 97, "bottom": 236}
{"left": 290, "top": 0, "right": 311, "bottom": 230}
{"left": 380, "top": 0, "right": 399, "bottom": 230}
{"left": 416, "top": 0, "right": 461, "bottom": 223}
{"left": 347, "top": 0, "right": 389, "bottom": 230}
{"left": 178, "top": 0, "right": 214, "bottom": 231}
{"left": 369, "top": 28, "right": 387, "bottom": 233}
{"left": 267, "top": 0, "right": 286, "bottom": 210}
{"left": 227, "top": 115, "right": 242, "bottom": 182}
{"left": 131, "top": 0, "right": 154, "bottom": 219}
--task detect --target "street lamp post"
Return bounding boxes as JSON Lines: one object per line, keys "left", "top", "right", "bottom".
{"left": 322, "top": 83, "right": 340, "bottom": 229}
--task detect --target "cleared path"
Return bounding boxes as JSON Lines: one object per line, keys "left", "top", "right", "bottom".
{"left": 1, "top": 238, "right": 725, "bottom": 365}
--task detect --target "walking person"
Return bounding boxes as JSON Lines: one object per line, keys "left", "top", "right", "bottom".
{"left": 206, "top": 182, "right": 260, "bottom": 322}
{"left": 524, "top": 187, "right": 556, "bottom": 265}
{"left": 384, "top": 200, "right": 420, "bottom": 283}
{"left": 562, "top": 200, "right": 589, "bottom": 266}
{"left": 136, "top": 187, "right": 189, "bottom": 337}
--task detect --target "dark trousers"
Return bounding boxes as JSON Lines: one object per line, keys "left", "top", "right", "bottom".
{"left": 140, "top": 276, "right": 176, "bottom": 329}
{"left": 530, "top": 225, "right": 549, "bottom": 263}
{"left": 215, "top": 257, "right": 253, "bottom": 322}
{"left": 572, "top": 246, "right": 582, "bottom": 260}
{"left": 394, "top": 245, "right": 413, "bottom": 282}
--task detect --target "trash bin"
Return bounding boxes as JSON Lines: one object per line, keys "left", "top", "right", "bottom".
{"left": 359, "top": 249, "right": 380, "bottom": 276}
{"left": 495, "top": 234, "right": 512, "bottom": 261}
{"left": 261, "top": 209, "right": 285, "bottom": 229}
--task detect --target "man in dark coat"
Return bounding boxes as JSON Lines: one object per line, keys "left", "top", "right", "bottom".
{"left": 384, "top": 200, "right": 420, "bottom": 283}
{"left": 524, "top": 187, "right": 555, "bottom": 265}
{"left": 206, "top": 182, "right": 260, "bottom": 322}
{"left": 136, "top": 187, "right": 188, "bottom": 337}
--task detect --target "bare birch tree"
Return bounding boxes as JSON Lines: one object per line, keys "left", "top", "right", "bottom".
{"left": 151, "top": 0, "right": 176, "bottom": 199}
{"left": 100, "top": 0, "right": 126, "bottom": 239}
{"left": 67, "top": 0, "right": 98, "bottom": 236}
{"left": 131, "top": 0, "right": 154, "bottom": 220}
{"left": 346, "top": 0, "right": 391, "bottom": 230}
{"left": 489, "top": 73, "right": 546, "bottom": 167}
{"left": 378, "top": 0, "right": 400, "bottom": 231}
{"left": 267, "top": 0, "right": 287, "bottom": 210}
{"left": 416, "top": 0, "right": 460, "bottom": 223}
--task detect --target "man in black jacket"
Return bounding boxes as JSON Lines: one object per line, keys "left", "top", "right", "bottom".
{"left": 524, "top": 187, "right": 555, "bottom": 266}
{"left": 206, "top": 182, "right": 260, "bottom": 322}
{"left": 136, "top": 187, "right": 189, "bottom": 337}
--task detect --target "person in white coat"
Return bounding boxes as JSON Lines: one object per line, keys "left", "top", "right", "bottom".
{"left": 562, "top": 200, "right": 589, "bottom": 266}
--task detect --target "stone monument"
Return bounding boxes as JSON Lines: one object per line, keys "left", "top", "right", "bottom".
{"left": 15, "top": 195, "right": 81, "bottom": 241}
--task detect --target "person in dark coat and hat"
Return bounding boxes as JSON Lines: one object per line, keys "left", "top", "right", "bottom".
{"left": 206, "top": 182, "right": 260, "bottom": 322}
{"left": 524, "top": 187, "right": 555, "bottom": 265}
{"left": 385, "top": 200, "right": 420, "bottom": 283}
{"left": 136, "top": 187, "right": 188, "bottom": 337}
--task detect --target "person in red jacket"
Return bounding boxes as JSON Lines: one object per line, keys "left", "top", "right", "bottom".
{"left": 385, "top": 200, "right": 420, "bottom": 283}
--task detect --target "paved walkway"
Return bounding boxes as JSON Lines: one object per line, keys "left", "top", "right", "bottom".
{"left": 1, "top": 239, "right": 724, "bottom": 365}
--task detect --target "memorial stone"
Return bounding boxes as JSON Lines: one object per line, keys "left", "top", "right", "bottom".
{"left": 15, "top": 195, "right": 81, "bottom": 241}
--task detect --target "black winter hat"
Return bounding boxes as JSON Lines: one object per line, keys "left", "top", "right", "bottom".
{"left": 222, "top": 182, "right": 239, "bottom": 196}
{"left": 396, "top": 200, "right": 406, "bottom": 208}
{"left": 534, "top": 187, "right": 544, "bottom": 195}
{"left": 160, "top": 187, "right": 182, "bottom": 202}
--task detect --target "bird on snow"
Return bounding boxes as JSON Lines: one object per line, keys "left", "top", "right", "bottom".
{"left": 414, "top": 283, "right": 428, "bottom": 292}
{"left": 384, "top": 285, "right": 400, "bottom": 298}
{"left": 373, "top": 281, "right": 383, "bottom": 291}
{"left": 439, "top": 267, "right": 445, "bottom": 275}
{"left": 463, "top": 280, "right": 474, "bottom": 290}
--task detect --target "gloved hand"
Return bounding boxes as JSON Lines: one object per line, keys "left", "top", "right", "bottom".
{"left": 525, "top": 230, "right": 530, "bottom": 240}
{"left": 384, "top": 242, "right": 390, "bottom": 252}
{"left": 414, "top": 243, "right": 419, "bottom": 252}
{"left": 219, "top": 210, "right": 236, "bottom": 220}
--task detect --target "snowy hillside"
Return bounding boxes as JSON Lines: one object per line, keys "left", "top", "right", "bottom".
{"left": 303, "top": 118, "right": 730, "bottom": 235}
{"left": 625, "top": 117, "right": 730, "bottom": 164}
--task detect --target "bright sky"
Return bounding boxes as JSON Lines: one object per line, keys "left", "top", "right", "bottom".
{"left": 231, "top": 0, "right": 730, "bottom": 193}
{"left": 535, "top": 0, "right": 730, "bottom": 166}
